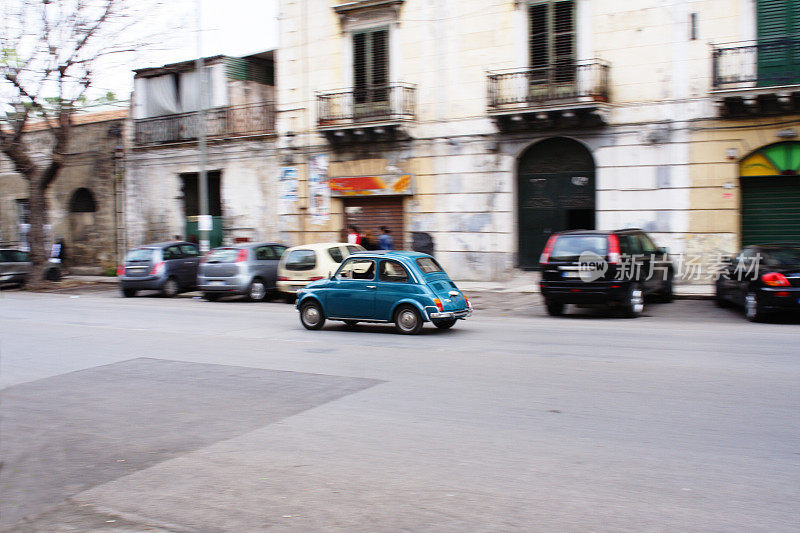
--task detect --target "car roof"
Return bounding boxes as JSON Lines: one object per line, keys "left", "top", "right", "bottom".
{"left": 214, "top": 242, "right": 286, "bottom": 249}
{"left": 284, "top": 242, "right": 359, "bottom": 251}
{"left": 134, "top": 241, "right": 195, "bottom": 249}
{"left": 351, "top": 250, "right": 432, "bottom": 260}
{"left": 551, "top": 228, "right": 645, "bottom": 236}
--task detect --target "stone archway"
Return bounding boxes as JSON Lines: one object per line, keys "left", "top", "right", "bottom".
{"left": 67, "top": 187, "right": 97, "bottom": 256}
{"left": 517, "top": 137, "right": 596, "bottom": 269}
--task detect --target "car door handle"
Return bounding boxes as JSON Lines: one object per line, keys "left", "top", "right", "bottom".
{"left": 366, "top": 285, "right": 376, "bottom": 289}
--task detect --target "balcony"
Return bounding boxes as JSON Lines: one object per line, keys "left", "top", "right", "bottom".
{"left": 316, "top": 83, "right": 416, "bottom": 144}
{"left": 134, "top": 101, "right": 276, "bottom": 146}
{"left": 711, "top": 39, "right": 800, "bottom": 117}
{"left": 487, "top": 60, "right": 610, "bottom": 131}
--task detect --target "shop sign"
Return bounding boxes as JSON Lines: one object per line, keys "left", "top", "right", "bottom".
{"left": 329, "top": 174, "right": 413, "bottom": 196}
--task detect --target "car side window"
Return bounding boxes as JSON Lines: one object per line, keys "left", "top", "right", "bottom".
{"left": 619, "top": 235, "right": 642, "bottom": 256}
{"left": 638, "top": 234, "right": 657, "bottom": 254}
{"left": 379, "top": 260, "right": 409, "bottom": 283}
{"left": 163, "top": 246, "right": 181, "bottom": 260}
{"left": 256, "top": 246, "right": 276, "bottom": 260}
{"left": 272, "top": 245, "right": 287, "bottom": 258}
{"left": 337, "top": 259, "right": 376, "bottom": 280}
{"left": 180, "top": 244, "right": 199, "bottom": 257}
{"left": 328, "top": 246, "right": 344, "bottom": 263}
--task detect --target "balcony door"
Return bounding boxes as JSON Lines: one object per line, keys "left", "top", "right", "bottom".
{"left": 529, "top": 0, "right": 575, "bottom": 97}
{"left": 757, "top": 0, "right": 800, "bottom": 86}
{"left": 353, "top": 28, "right": 389, "bottom": 118}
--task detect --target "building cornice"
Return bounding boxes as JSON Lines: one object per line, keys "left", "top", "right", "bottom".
{"left": 333, "top": 0, "right": 404, "bottom": 16}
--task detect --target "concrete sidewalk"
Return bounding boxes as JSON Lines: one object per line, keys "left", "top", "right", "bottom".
{"left": 53, "top": 274, "right": 715, "bottom": 299}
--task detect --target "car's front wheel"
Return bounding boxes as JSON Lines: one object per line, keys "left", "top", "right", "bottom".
{"left": 300, "top": 300, "right": 326, "bottom": 330}
{"left": 745, "top": 291, "right": 767, "bottom": 322}
{"left": 248, "top": 279, "right": 267, "bottom": 302}
{"left": 432, "top": 318, "right": 457, "bottom": 329}
{"left": 394, "top": 305, "right": 423, "bottom": 335}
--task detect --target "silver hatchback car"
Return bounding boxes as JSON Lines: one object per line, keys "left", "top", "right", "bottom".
{"left": 0, "top": 249, "right": 32, "bottom": 288}
{"left": 197, "top": 242, "right": 287, "bottom": 301}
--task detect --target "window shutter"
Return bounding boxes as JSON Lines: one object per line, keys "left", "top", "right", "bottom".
{"left": 756, "top": 0, "right": 800, "bottom": 85}
{"left": 553, "top": 0, "right": 575, "bottom": 83}
{"left": 529, "top": 3, "right": 548, "bottom": 79}
{"left": 354, "top": 32, "right": 368, "bottom": 103}
{"left": 371, "top": 29, "right": 389, "bottom": 101}
{"left": 528, "top": 1, "right": 575, "bottom": 83}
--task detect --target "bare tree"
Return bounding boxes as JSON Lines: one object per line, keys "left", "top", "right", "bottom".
{"left": 0, "top": 0, "right": 166, "bottom": 284}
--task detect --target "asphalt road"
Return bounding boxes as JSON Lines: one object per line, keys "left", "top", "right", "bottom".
{"left": 1, "top": 287, "right": 798, "bottom": 532}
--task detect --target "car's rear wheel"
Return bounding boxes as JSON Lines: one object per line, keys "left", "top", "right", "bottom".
{"left": 300, "top": 300, "right": 325, "bottom": 330}
{"left": 202, "top": 292, "right": 220, "bottom": 301}
{"left": 161, "top": 277, "right": 179, "bottom": 298}
{"left": 394, "top": 305, "right": 423, "bottom": 335}
{"left": 122, "top": 288, "right": 137, "bottom": 298}
{"left": 621, "top": 283, "right": 644, "bottom": 318}
{"left": 432, "top": 318, "right": 457, "bottom": 329}
{"left": 248, "top": 279, "right": 267, "bottom": 302}
{"left": 745, "top": 291, "right": 767, "bottom": 322}
{"left": 545, "top": 299, "right": 565, "bottom": 316}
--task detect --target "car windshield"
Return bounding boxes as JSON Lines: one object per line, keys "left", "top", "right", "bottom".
{"left": 125, "top": 248, "right": 154, "bottom": 262}
{"left": 763, "top": 248, "right": 800, "bottom": 267}
{"left": 550, "top": 235, "right": 608, "bottom": 261}
{"left": 284, "top": 249, "right": 316, "bottom": 270}
{"left": 416, "top": 257, "right": 443, "bottom": 274}
{"left": 205, "top": 248, "right": 241, "bottom": 263}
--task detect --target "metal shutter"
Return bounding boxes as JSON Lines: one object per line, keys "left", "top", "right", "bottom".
{"left": 342, "top": 197, "right": 404, "bottom": 249}
{"left": 741, "top": 176, "right": 800, "bottom": 245}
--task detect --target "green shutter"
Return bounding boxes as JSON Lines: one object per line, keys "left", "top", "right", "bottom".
{"left": 756, "top": 0, "right": 800, "bottom": 85}
{"left": 741, "top": 176, "right": 800, "bottom": 245}
{"left": 528, "top": 1, "right": 575, "bottom": 83}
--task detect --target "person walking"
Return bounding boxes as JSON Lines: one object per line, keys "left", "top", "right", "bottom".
{"left": 346, "top": 225, "right": 361, "bottom": 245}
{"left": 378, "top": 226, "right": 393, "bottom": 250}
{"left": 361, "top": 230, "right": 379, "bottom": 250}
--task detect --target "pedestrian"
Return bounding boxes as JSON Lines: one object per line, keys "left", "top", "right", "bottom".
{"left": 378, "top": 226, "right": 393, "bottom": 250}
{"left": 361, "top": 230, "right": 378, "bottom": 250}
{"left": 346, "top": 225, "right": 361, "bottom": 245}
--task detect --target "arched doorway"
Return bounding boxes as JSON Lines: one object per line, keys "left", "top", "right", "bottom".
{"left": 68, "top": 187, "right": 97, "bottom": 244}
{"left": 517, "top": 137, "right": 596, "bottom": 269}
{"left": 739, "top": 141, "right": 800, "bottom": 246}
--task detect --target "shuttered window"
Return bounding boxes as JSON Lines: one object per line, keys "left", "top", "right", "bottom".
{"left": 756, "top": 0, "right": 800, "bottom": 85}
{"left": 529, "top": 0, "right": 575, "bottom": 84}
{"left": 353, "top": 29, "right": 389, "bottom": 104}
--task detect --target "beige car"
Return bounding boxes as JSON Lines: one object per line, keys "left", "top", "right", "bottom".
{"left": 277, "top": 242, "right": 364, "bottom": 299}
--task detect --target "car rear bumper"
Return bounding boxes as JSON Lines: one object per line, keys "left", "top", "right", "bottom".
{"left": 277, "top": 280, "right": 309, "bottom": 294}
{"left": 759, "top": 287, "right": 800, "bottom": 311}
{"left": 427, "top": 307, "right": 473, "bottom": 320}
{"left": 198, "top": 275, "right": 249, "bottom": 294}
{"left": 118, "top": 276, "right": 165, "bottom": 290}
{"left": 540, "top": 281, "right": 630, "bottom": 304}
{"left": 0, "top": 272, "right": 29, "bottom": 285}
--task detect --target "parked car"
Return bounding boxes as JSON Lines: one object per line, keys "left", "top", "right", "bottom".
{"left": 277, "top": 242, "right": 364, "bottom": 299}
{"left": 295, "top": 250, "right": 472, "bottom": 334}
{"left": 715, "top": 244, "right": 800, "bottom": 322}
{"left": 117, "top": 241, "right": 201, "bottom": 297}
{"left": 539, "top": 228, "right": 674, "bottom": 318}
{"left": 0, "top": 249, "right": 32, "bottom": 287}
{"left": 197, "top": 242, "right": 287, "bottom": 301}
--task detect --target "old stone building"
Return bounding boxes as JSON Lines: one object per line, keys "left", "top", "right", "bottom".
{"left": 275, "top": 0, "right": 800, "bottom": 281}
{"left": 0, "top": 109, "right": 127, "bottom": 270}
{"left": 125, "top": 52, "right": 279, "bottom": 249}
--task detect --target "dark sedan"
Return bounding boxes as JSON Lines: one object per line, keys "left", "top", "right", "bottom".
{"left": 716, "top": 244, "right": 800, "bottom": 322}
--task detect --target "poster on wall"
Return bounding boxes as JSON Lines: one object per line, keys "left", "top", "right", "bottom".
{"left": 279, "top": 167, "right": 298, "bottom": 214}
{"left": 308, "top": 154, "right": 330, "bottom": 224}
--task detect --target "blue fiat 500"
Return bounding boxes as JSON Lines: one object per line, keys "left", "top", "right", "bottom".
{"left": 295, "top": 251, "right": 472, "bottom": 334}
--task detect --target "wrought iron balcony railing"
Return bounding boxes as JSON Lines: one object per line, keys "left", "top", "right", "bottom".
{"left": 134, "top": 101, "right": 276, "bottom": 146}
{"left": 712, "top": 39, "right": 800, "bottom": 90}
{"left": 317, "top": 83, "right": 416, "bottom": 127}
{"left": 488, "top": 60, "right": 610, "bottom": 111}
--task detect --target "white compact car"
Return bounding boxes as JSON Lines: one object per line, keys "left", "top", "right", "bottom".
{"left": 277, "top": 242, "right": 364, "bottom": 299}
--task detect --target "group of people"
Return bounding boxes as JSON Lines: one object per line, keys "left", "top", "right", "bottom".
{"left": 346, "top": 225, "right": 393, "bottom": 250}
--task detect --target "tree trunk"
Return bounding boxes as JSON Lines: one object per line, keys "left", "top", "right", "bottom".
{"left": 26, "top": 178, "right": 51, "bottom": 287}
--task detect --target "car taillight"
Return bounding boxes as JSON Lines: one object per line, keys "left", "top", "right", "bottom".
{"left": 278, "top": 276, "right": 288, "bottom": 281}
{"left": 607, "top": 234, "right": 621, "bottom": 264}
{"left": 116, "top": 265, "right": 125, "bottom": 276}
{"left": 539, "top": 235, "right": 557, "bottom": 264}
{"left": 433, "top": 298, "right": 443, "bottom": 312}
{"left": 235, "top": 249, "right": 247, "bottom": 263}
{"left": 762, "top": 272, "right": 790, "bottom": 287}
{"left": 149, "top": 261, "right": 165, "bottom": 275}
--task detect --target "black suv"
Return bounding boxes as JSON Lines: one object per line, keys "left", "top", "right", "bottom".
{"left": 539, "top": 229, "right": 674, "bottom": 317}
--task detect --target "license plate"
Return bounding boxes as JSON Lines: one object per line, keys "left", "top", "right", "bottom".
{"left": 562, "top": 271, "right": 580, "bottom": 278}
{"left": 209, "top": 280, "right": 225, "bottom": 286}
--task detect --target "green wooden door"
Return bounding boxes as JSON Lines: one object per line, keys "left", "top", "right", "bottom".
{"left": 757, "top": 0, "right": 800, "bottom": 86}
